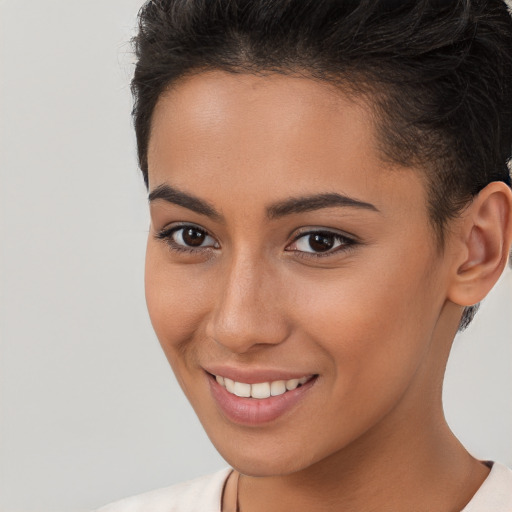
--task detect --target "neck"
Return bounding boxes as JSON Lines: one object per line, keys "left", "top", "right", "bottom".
{"left": 235, "top": 412, "right": 489, "bottom": 512}
{"left": 227, "top": 304, "right": 490, "bottom": 512}
{"left": 233, "top": 309, "right": 489, "bottom": 512}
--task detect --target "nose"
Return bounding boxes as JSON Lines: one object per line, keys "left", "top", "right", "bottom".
{"left": 205, "top": 251, "right": 290, "bottom": 354}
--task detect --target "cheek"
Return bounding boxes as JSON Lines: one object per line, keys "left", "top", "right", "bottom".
{"left": 144, "top": 241, "right": 212, "bottom": 367}
{"left": 289, "top": 254, "right": 438, "bottom": 392}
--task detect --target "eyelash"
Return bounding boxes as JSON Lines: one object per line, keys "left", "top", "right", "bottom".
{"left": 155, "top": 224, "right": 219, "bottom": 255}
{"left": 289, "top": 230, "right": 357, "bottom": 259}
{"left": 154, "top": 224, "right": 357, "bottom": 259}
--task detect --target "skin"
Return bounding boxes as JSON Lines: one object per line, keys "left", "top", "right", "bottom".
{"left": 144, "top": 70, "right": 512, "bottom": 512}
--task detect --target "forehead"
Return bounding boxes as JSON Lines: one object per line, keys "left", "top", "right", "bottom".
{"left": 153, "top": 70, "right": 361, "bottom": 128}
{"left": 148, "top": 70, "right": 428, "bottom": 222}
{"left": 149, "top": 71, "right": 371, "bottom": 164}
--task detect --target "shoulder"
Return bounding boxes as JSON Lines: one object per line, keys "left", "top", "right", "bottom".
{"left": 462, "top": 461, "right": 512, "bottom": 512}
{"left": 93, "top": 467, "right": 232, "bottom": 512}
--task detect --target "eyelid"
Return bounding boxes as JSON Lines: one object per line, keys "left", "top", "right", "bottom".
{"left": 290, "top": 226, "right": 358, "bottom": 242}
{"left": 155, "top": 221, "right": 213, "bottom": 236}
{"left": 286, "top": 227, "right": 358, "bottom": 258}
{"left": 154, "top": 223, "right": 358, "bottom": 259}
{"left": 154, "top": 222, "right": 220, "bottom": 252}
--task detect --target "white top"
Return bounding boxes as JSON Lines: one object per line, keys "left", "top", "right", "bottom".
{"left": 94, "top": 462, "right": 512, "bottom": 512}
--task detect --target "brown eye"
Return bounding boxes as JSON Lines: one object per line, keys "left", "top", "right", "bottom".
{"left": 307, "top": 233, "right": 336, "bottom": 252}
{"left": 155, "top": 225, "right": 220, "bottom": 253}
{"left": 155, "top": 224, "right": 220, "bottom": 253}
{"left": 169, "top": 225, "right": 219, "bottom": 249}
{"left": 286, "top": 229, "right": 355, "bottom": 257}
{"left": 181, "top": 227, "right": 206, "bottom": 247}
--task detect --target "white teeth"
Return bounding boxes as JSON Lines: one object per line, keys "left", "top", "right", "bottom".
{"left": 224, "top": 378, "right": 235, "bottom": 393}
{"left": 285, "top": 378, "right": 299, "bottom": 391}
{"left": 270, "top": 380, "right": 287, "bottom": 396}
{"left": 214, "top": 374, "right": 312, "bottom": 399}
{"left": 233, "top": 381, "right": 251, "bottom": 398}
{"left": 251, "top": 382, "right": 271, "bottom": 399}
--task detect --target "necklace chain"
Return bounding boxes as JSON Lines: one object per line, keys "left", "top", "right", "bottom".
{"left": 235, "top": 471, "right": 241, "bottom": 512}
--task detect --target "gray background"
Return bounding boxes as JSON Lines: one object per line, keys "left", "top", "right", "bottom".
{"left": 0, "top": 1, "right": 511, "bottom": 511}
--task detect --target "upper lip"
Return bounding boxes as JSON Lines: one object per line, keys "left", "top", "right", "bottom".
{"left": 204, "top": 365, "right": 317, "bottom": 384}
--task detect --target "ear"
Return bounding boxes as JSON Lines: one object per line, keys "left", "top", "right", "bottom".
{"left": 447, "top": 181, "right": 512, "bottom": 307}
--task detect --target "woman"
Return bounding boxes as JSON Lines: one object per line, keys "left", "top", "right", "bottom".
{"left": 96, "top": 0, "right": 512, "bottom": 510}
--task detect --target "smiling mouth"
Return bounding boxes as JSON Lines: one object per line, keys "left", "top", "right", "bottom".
{"left": 209, "top": 373, "right": 317, "bottom": 399}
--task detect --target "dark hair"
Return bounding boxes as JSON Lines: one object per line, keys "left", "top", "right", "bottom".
{"left": 131, "top": 0, "right": 512, "bottom": 330}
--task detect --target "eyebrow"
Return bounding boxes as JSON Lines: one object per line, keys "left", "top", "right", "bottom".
{"left": 267, "top": 192, "right": 379, "bottom": 219}
{"left": 148, "top": 183, "right": 379, "bottom": 221}
{"left": 149, "top": 183, "right": 223, "bottom": 221}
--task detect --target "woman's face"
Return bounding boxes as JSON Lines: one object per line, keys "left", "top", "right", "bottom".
{"left": 145, "top": 71, "right": 458, "bottom": 476}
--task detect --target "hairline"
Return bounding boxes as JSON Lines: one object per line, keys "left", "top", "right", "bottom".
{"left": 145, "top": 65, "right": 460, "bottom": 253}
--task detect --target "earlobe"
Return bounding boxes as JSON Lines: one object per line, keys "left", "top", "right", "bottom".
{"left": 448, "top": 181, "right": 512, "bottom": 307}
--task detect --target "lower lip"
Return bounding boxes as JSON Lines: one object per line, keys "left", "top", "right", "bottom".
{"left": 207, "top": 373, "right": 318, "bottom": 426}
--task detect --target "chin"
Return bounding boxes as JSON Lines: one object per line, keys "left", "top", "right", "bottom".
{"left": 227, "top": 453, "right": 308, "bottom": 477}
{"left": 209, "top": 431, "right": 324, "bottom": 477}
